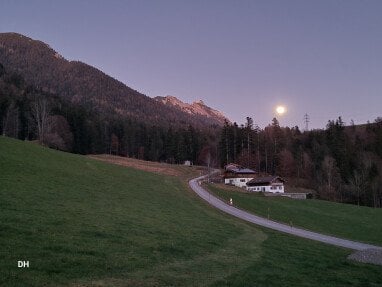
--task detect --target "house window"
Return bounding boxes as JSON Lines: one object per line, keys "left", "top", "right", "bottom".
{"left": 240, "top": 179, "right": 245, "bottom": 182}
{"left": 279, "top": 186, "right": 282, "bottom": 190}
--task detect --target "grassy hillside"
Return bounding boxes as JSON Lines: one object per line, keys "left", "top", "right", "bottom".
{"left": 1, "top": 136, "right": 381, "bottom": 286}
{"left": 206, "top": 184, "right": 382, "bottom": 246}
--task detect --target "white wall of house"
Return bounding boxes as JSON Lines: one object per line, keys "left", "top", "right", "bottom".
{"left": 247, "top": 185, "right": 284, "bottom": 193}
{"left": 225, "top": 177, "right": 254, "bottom": 188}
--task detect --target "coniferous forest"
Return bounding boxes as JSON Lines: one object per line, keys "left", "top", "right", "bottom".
{"left": 2, "top": 61, "right": 382, "bottom": 208}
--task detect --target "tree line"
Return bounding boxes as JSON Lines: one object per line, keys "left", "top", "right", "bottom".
{"left": 0, "top": 64, "right": 217, "bottom": 165}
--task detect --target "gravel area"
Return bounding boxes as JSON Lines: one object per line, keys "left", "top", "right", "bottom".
{"left": 348, "top": 249, "right": 382, "bottom": 266}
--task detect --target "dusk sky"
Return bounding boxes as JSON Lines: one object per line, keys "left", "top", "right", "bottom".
{"left": 1, "top": 0, "right": 381, "bottom": 129}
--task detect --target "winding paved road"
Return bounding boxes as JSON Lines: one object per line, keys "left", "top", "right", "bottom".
{"left": 189, "top": 174, "right": 382, "bottom": 251}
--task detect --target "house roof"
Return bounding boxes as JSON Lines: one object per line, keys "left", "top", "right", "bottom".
{"left": 225, "top": 163, "right": 241, "bottom": 170}
{"left": 246, "top": 176, "right": 285, "bottom": 186}
{"left": 229, "top": 168, "right": 256, "bottom": 174}
{"left": 224, "top": 163, "right": 256, "bottom": 174}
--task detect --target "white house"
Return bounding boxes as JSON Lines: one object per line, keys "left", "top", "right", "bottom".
{"left": 223, "top": 163, "right": 257, "bottom": 188}
{"left": 246, "top": 176, "right": 285, "bottom": 193}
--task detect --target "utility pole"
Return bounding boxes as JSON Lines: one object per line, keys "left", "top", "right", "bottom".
{"left": 303, "top": 113, "right": 310, "bottom": 131}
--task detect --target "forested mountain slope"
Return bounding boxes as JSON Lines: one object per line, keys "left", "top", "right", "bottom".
{"left": 0, "top": 32, "right": 226, "bottom": 128}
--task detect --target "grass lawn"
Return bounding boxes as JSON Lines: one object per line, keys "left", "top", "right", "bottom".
{"left": 206, "top": 183, "right": 382, "bottom": 246}
{"left": 1, "top": 136, "right": 381, "bottom": 286}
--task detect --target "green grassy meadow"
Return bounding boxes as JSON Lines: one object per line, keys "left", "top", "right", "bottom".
{"left": 1, "top": 136, "right": 382, "bottom": 286}
{"left": 207, "top": 183, "right": 382, "bottom": 246}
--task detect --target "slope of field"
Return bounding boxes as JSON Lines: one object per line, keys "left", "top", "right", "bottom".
{"left": 88, "top": 154, "right": 204, "bottom": 180}
{"left": 1, "top": 137, "right": 382, "bottom": 286}
{"left": 206, "top": 184, "right": 382, "bottom": 246}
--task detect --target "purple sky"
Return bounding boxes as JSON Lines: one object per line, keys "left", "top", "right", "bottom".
{"left": 1, "top": 0, "right": 382, "bottom": 129}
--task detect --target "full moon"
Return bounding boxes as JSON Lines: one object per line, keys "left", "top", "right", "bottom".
{"left": 276, "top": 106, "right": 286, "bottom": 115}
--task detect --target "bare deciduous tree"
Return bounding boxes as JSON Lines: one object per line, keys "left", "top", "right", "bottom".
{"left": 45, "top": 115, "right": 73, "bottom": 151}
{"left": 349, "top": 170, "right": 364, "bottom": 206}
{"left": 31, "top": 97, "right": 51, "bottom": 145}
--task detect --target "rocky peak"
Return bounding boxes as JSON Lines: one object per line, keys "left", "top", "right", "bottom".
{"left": 154, "top": 95, "right": 229, "bottom": 125}
{"left": 193, "top": 99, "right": 205, "bottom": 106}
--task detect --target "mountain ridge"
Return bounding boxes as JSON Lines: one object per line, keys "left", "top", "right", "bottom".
{"left": 0, "top": 32, "right": 228, "bottom": 128}
{"left": 154, "top": 95, "right": 228, "bottom": 125}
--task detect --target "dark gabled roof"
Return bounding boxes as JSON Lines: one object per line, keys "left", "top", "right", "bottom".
{"left": 225, "top": 163, "right": 241, "bottom": 170}
{"left": 226, "top": 168, "right": 256, "bottom": 174}
{"left": 229, "top": 168, "right": 256, "bottom": 174}
{"left": 246, "top": 176, "right": 285, "bottom": 186}
{"left": 225, "top": 163, "right": 256, "bottom": 174}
